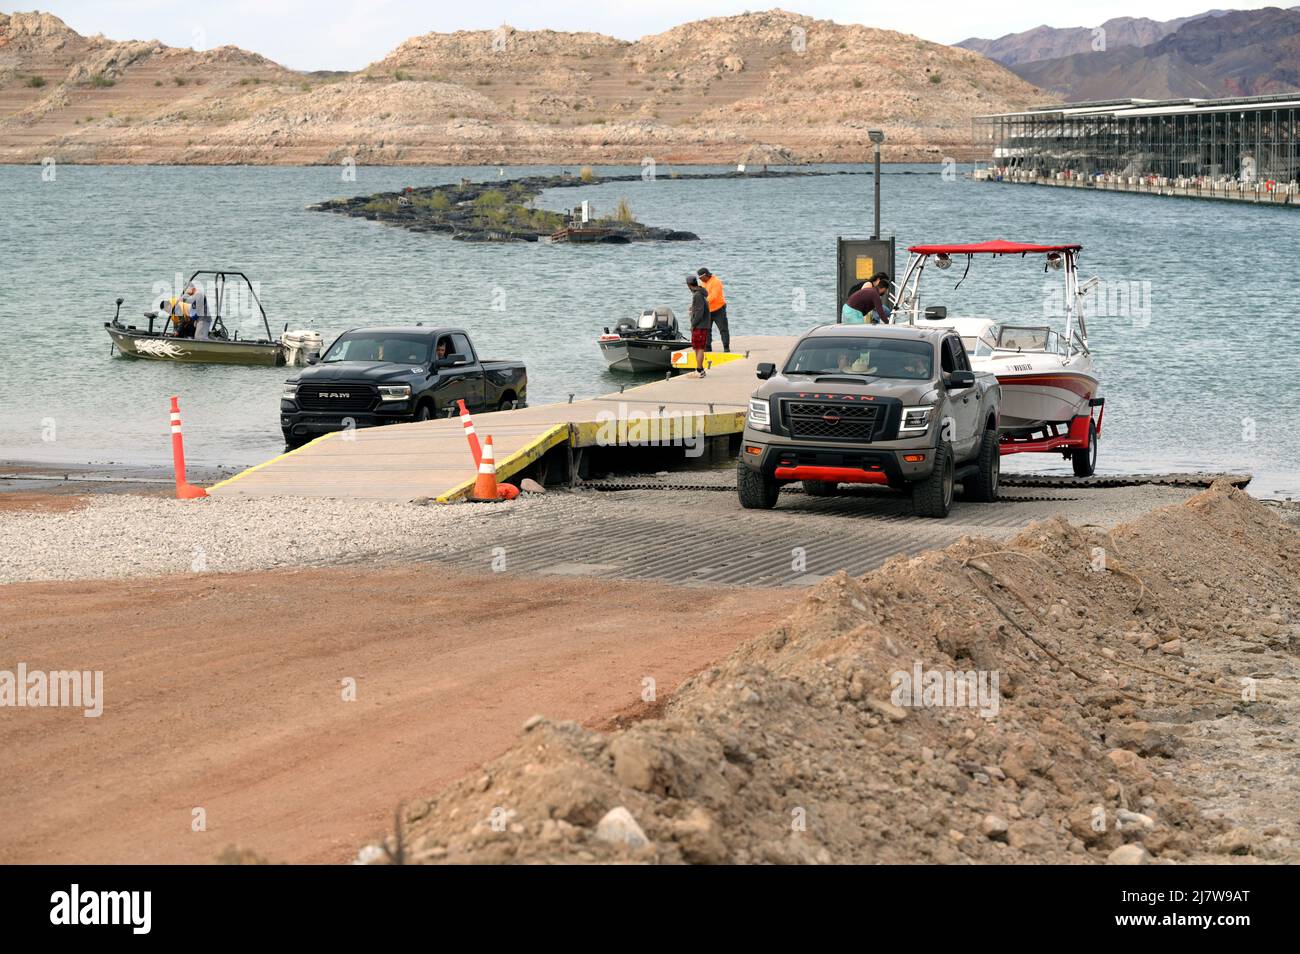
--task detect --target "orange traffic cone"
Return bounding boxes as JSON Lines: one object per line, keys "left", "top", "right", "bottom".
{"left": 457, "top": 398, "right": 481, "bottom": 466}
{"left": 169, "top": 396, "right": 208, "bottom": 500}
{"left": 470, "top": 436, "right": 500, "bottom": 501}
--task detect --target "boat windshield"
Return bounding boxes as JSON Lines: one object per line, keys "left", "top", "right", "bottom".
{"left": 784, "top": 336, "right": 933, "bottom": 380}
{"left": 973, "top": 327, "right": 1000, "bottom": 357}
{"left": 322, "top": 333, "right": 431, "bottom": 364}
{"left": 993, "top": 325, "right": 1065, "bottom": 355}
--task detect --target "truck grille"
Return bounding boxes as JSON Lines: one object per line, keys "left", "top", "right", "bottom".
{"left": 296, "top": 384, "right": 377, "bottom": 412}
{"left": 784, "top": 401, "right": 881, "bottom": 442}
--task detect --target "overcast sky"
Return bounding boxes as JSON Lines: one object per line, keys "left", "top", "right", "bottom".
{"left": 33, "top": 1, "right": 1280, "bottom": 71}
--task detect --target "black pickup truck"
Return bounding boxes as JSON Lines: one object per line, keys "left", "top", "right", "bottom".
{"left": 280, "top": 326, "right": 526, "bottom": 448}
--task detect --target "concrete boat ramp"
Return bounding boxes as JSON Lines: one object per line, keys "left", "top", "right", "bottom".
{"left": 209, "top": 335, "right": 796, "bottom": 502}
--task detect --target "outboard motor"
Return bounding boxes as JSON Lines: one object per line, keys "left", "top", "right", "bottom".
{"left": 281, "top": 329, "right": 323, "bottom": 366}
{"left": 641, "top": 306, "right": 679, "bottom": 340}
{"left": 612, "top": 306, "right": 680, "bottom": 340}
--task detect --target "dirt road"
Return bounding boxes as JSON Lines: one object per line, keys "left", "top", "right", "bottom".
{"left": 0, "top": 565, "right": 795, "bottom": 863}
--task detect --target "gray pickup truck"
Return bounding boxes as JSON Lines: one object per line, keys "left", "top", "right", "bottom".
{"left": 738, "top": 325, "right": 1000, "bottom": 517}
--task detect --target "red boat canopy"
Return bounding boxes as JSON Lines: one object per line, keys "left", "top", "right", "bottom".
{"left": 907, "top": 240, "right": 1082, "bottom": 255}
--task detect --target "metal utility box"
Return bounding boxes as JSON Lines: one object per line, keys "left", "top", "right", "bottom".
{"left": 836, "top": 237, "right": 895, "bottom": 317}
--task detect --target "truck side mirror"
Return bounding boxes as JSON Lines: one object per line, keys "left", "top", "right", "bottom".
{"left": 946, "top": 370, "right": 976, "bottom": 389}
{"left": 756, "top": 362, "right": 775, "bottom": 380}
{"left": 438, "top": 353, "right": 468, "bottom": 367}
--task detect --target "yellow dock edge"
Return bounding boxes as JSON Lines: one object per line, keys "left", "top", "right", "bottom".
{"left": 669, "top": 350, "right": 745, "bottom": 371}
{"left": 207, "top": 431, "right": 338, "bottom": 492}
{"left": 435, "top": 423, "right": 570, "bottom": 503}
{"left": 569, "top": 410, "right": 746, "bottom": 448}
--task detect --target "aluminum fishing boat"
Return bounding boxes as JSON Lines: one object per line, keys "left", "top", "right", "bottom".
{"left": 105, "top": 270, "right": 321, "bottom": 367}
{"left": 597, "top": 306, "right": 689, "bottom": 372}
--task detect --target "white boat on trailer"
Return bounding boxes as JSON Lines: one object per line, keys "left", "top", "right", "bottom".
{"left": 886, "top": 240, "right": 1104, "bottom": 476}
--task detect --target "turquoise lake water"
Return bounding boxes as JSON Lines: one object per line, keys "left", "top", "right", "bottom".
{"left": 1, "top": 163, "right": 1297, "bottom": 496}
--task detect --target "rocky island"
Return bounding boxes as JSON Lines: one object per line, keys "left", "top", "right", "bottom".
{"left": 311, "top": 168, "right": 860, "bottom": 243}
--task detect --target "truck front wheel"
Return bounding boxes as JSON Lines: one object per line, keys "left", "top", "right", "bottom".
{"left": 912, "top": 441, "right": 954, "bottom": 518}
{"left": 737, "top": 461, "right": 780, "bottom": 509}
{"left": 964, "top": 428, "right": 1000, "bottom": 502}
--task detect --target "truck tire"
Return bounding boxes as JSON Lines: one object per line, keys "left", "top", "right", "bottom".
{"left": 964, "top": 428, "right": 1000, "bottom": 502}
{"left": 415, "top": 401, "right": 435, "bottom": 423}
{"left": 911, "top": 441, "right": 954, "bottom": 518}
{"left": 1071, "top": 419, "right": 1097, "bottom": 477}
{"left": 284, "top": 431, "right": 308, "bottom": 450}
{"left": 802, "top": 479, "right": 837, "bottom": 497}
{"left": 737, "top": 461, "right": 780, "bottom": 509}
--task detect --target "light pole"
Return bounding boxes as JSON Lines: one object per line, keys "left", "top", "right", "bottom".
{"left": 868, "top": 130, "right": 885, "bottom": 240}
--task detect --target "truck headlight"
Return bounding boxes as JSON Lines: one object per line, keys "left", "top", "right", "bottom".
{"left": 378, "top": 385, "right": 412, "bottom": 402}
{"left": 748, "top": 398, "right": 771, "bottom": 432}
{"left": 899, "top": 405, "right": 933, "bottom": 433}
{"left": 282, "top": 383, "right": 299, "bottom": 401}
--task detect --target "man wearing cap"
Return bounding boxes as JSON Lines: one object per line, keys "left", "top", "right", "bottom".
{"left": 686, "top": 274, "right": 711, "bottom": 378}
{"left": 696, "top": 267, "right": 729, "bottom": 352}
{"left": 184, "top": 282, "right": 212, "bottom": 340}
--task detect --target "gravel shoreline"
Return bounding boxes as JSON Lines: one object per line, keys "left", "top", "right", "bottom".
{"left": 0, "top": 493, "right": 587, "bottom": 584}
{"left": 0, "top": 483, "right": 1218, "bottom": 586}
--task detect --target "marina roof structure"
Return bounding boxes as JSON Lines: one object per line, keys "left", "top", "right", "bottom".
{"left": 975, "top": 93, "right": 1300, "bottom": 182}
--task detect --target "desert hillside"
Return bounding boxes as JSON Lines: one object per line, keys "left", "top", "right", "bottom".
{"left": 0, "top": 8, "right": 1046, "bottom": 164}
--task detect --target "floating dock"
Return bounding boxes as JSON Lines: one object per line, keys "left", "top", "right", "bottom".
{"left": 208, "top": 335, "right": 796, "bottom": 502}
{"left": 975, "top": 169, "right": 1299, "bottom": 205}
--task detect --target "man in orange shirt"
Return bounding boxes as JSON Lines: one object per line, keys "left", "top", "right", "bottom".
{"left": 696, "top": 267, "right": 729, "bottom": 352}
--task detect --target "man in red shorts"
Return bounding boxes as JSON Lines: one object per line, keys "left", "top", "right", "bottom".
{"left": 687, "top": 274, "right": 711, "bottom": 378}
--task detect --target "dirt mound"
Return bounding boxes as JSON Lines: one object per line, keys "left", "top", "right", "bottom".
{"left": 369, "top": 483, "right": 1299, "bottom": 864}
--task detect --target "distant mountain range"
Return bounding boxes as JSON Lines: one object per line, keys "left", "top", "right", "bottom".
{"left": 956, "top": 12, "right": 1226, "bottom": 67}
{"left": 957, "top": 6, "right": 1300, "bottom": 101}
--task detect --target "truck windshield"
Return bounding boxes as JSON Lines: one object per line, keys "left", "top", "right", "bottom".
{"left": 322, "top": 333, "right": 431, "bottom": 364}
{"left": 784, "top": 336, "right": 933, "bottom": 380}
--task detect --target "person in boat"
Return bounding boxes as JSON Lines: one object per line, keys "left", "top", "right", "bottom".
{"left": 160, "top": 295, "right": 195, "bottom": 338}
{"left": 686, "top": 274, "right": 710, "bottom": 379}
{"left": 696, "top": 268, "right": 729, "bottom": 352}
{"left": 843, "top": 272, "right": 892, "bottom": 325}
{"left": 183, "top": 283, "right": 212, "bottom": 340}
